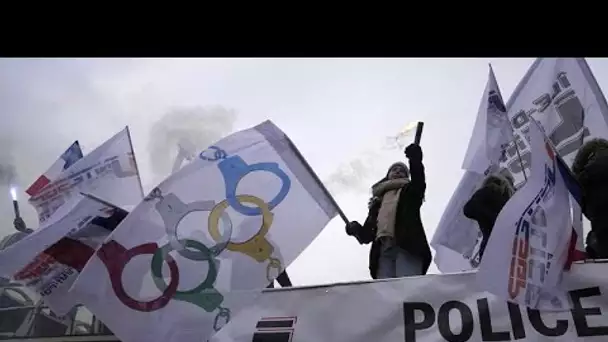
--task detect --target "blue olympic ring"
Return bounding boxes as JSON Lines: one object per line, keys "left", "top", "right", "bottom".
{"left": 199, "top": 146, "right": 227, "bottom": 162}
{"left": 218, "top": 155, "right": 291, "bottom": 216}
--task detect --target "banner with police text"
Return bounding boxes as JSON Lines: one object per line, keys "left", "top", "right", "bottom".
{"left": 433, "top": 58, "right": 608, "bottom": 273}
{"left": 28, "top": 127, "right": 143, "bottom": 223}
{"left": 211, "top": 262, "right": 608, "bottom": 342}
{"left": 70, "top": 120, "right": 339, "bottom": 342}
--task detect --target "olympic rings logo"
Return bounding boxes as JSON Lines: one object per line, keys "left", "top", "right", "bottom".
{"left": 97, "top": 145, "right": 292, "bottom": 332}
{"left": 199, "top": 146, "right": 227, "bottom": 162}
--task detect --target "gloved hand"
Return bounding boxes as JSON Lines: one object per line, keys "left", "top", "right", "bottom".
{"left": 405, "top": 143, "right": 423, "bottom": 161}
{"left": 368, "top": 196, "right": 381, "bottom": 209}
{"left": 345, "top": 221, "right": 362, "bottom": 237}
{"left": 14, "top": 217, "right": 27, "bottom": 232}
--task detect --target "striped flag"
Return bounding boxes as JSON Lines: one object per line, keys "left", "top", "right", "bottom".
{"left": 554, "top": 148, "right": 586, "bottom": 269}
{"left": 25, "top": 141, "right": 83, "bottom": 196}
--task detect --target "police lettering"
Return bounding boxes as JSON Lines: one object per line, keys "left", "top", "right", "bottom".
{"left": 403, "top": 287, "right": 608, "bottom": 341}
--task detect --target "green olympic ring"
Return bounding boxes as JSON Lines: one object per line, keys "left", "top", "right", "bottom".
{"left": 151, "top": 239, "right": 224, "bottom": 312}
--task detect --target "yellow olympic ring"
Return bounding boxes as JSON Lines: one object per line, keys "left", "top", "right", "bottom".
{"left": 208, "top": 195, "right": 274, "bottom": 262}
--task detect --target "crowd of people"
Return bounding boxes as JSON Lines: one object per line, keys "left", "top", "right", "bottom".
{"left": 346, "top": 139, "right": 608, "bottom": 280}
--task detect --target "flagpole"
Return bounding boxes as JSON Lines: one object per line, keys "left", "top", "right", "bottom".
{"left": 125, "top": 126, "right": 145, "bottom": 197}
{"left": 513, "top": 139, "right": 528, "bottom": 182}
{"left": 527, "top": 116, "right": 580, "bottom": 186}
{"left": 171, "top": 151, "right": 185, "bottom": 174}
{"left": 283, "top": 135, "right": 349, "bottom": 224}
{"left": 489, "top": 63, "right": 528, "bottom": 183}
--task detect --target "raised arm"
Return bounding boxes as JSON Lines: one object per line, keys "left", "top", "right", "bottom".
{"left": 405, "top": 144, "right": 426, "bottom": 203}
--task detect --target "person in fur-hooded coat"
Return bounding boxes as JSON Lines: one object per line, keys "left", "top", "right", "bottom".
{"left": 345, "top": 143, "right": 431, "bottom": 279}
{"left": 462, "top": 173, "right": 515, "bottom": 262}
{"left": 572, "top": 138, "right": 608, "bottom": 259}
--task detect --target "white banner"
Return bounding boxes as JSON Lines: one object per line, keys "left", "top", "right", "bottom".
{"left": 70, "top": 120, "right": 339, "bottom": 342}
{"left": 25, "top": 140, "right": 84, "bottom": 197}
{"left": 0, "top": 196, "right": 113, "bottom": 277}
{"left": 462, "top": 65, "right": 512, "bottom": 174}
{"left": 29, "top": 127, "right": 143, "bottom": 223}
{"left": 212, "top": 262, "right": 608, "bottom": 342}
{"left": 432, "top": 171, "right": 486, "bottom": 270}
{"left": 477, "top": 120, "right": 575, "bottom": 310}
{"left": 433, "top": 58, "right": 608, "bottom": 273}
{"left": 0, "top": 196, "right": 123, "bottom": 316}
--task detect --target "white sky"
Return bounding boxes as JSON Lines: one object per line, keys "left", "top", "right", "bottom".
{"left": 1, "top": 58, "right": 605, "bottom": 287}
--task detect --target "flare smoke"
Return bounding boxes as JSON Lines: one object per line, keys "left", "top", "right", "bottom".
{"left": 324, "top": 151, "right": 383, "bottom": 195}
{"left": 0, "top": 164, "right": 16, "bottom": 186}
{"left": 147, "top": 106, "right": 238, "bottom": 178}
{"left": 323, "top": 121, "right": 419, "bottom": 196}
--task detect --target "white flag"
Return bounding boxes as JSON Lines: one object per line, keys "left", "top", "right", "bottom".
{"left": 433, "top": 58, "right": 608, "bottom": 273}
{"left": 0, "top": 195, "right": 122, "bottom": 314}
{"left": 1, "top": 127, "right": 144, "bottom": 316}
{"left": 70, "top": 120, "right": 339, "bottom": 342}
{"left": 25, "top": 140, "right": 84, "bottom": 196}
{"left": 462, "top": 65, "right": 513, "bottom": 174}
{"left": 477, "top": 120, "right": 577, "bottom": 310}
{"left": 29, "top": 127, "right": 144, "bottom": 223}
{"left": 431, "top": 170, "right": 486, "bottom": 272}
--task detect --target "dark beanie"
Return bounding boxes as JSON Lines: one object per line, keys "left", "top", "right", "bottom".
{"left": 386, "top": 161, "right": 409, "bottom": 178}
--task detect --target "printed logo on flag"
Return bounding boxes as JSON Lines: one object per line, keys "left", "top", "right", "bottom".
{"left": 508, "top": 141, "right": 559, "bottom": 306}
{"left": 497, "top": 71, "right": 591, "bottom": 189}
{"left": 25, "top": 141, "right": 84, "bottom": 197}
{"left": 94, "top": 145, "right": 292, "bottom": 332}
{"left": 61, "top": 141, "right": 84, "bottom": 170}
{"left": 26, "top": 175, "right": 52, "bottom": 197}
{"left": 12, "top": 208, "right": 125, "bottom": 298}
{"left": 32, "top": 152, "right": 138, "bottom": 222}
{"left": 488, "top": 90, "right": 506, "bottom": 113}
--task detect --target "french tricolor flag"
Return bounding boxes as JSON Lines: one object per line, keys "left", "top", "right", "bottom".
{"left": 25, "top": 141, "right": 83, "bottom": 196}
{"left": 552, "top": 146, "right": 587, "bottom": 269}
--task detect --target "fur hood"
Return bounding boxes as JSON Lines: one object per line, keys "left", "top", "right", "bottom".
{"left": 481, "top": 173, "right": 515, "bottom": 197}
{"left": 572, "top": 138, "right": 608, "bottom": 177}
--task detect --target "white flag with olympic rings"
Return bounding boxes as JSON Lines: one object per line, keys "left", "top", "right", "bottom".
{"left": 69, "top": 120, "right": 339, "bottom": 342}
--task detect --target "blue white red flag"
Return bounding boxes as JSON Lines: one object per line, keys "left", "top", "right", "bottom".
{"left": 25, "top": 141, "right": 83, "bottom": 196}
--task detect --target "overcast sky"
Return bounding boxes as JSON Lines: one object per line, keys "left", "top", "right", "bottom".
{"left": 1, "top": 58, "right": 606, "bottom": 286}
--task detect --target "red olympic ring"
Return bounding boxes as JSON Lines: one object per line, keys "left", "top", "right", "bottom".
{"left": 97, "top": 240, "right": 179, "bottom": 312}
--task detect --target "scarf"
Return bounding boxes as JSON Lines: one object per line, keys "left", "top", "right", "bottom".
{"left": 372, "top": 178, "right": 410, "bottom": 240}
